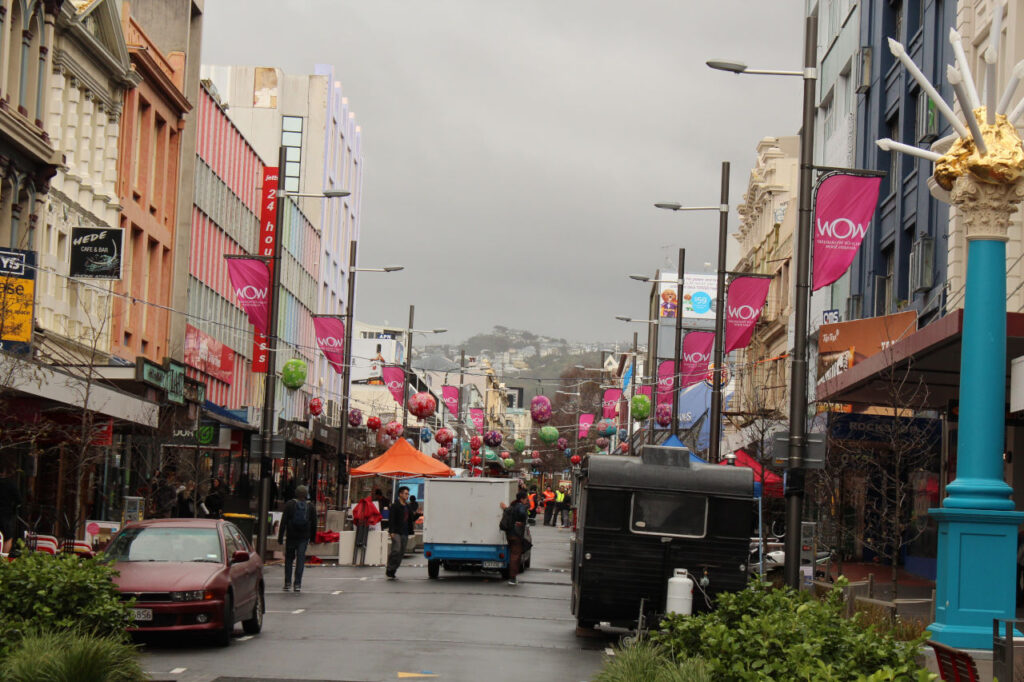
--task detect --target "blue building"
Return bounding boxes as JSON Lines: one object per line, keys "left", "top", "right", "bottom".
{"left": 850, "top": 0, "right": 955, "bottom": 326}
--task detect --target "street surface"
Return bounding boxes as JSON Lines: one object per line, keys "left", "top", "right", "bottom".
{"left": 142, "top": 524, "right": 607, "bottom": 682}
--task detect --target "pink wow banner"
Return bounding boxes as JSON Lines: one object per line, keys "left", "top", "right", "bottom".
{"left": 578, "top": 414, "right": 595, "bottom": 438}
{"left": 312, "top": 316, "right": 345, "bottom": 374}
{"left": 657, "top": 360, "right": 675, "bottom": 406}
{"left": 226, "top": 258, "right": 270, "bottom": 333}
{"left": 381, "top": 366, "right": 406, "bottom": 405}
{"left": 725, "top": 277, "right": 771, "bottom": 353}
{"left": 602, "top": 389, "right": 622, "bottom": 418}
{"left": 469, "top": 408, "right": 484, "bottom": 433}
{"left": 441, "top": 385, "right": 459, "bottom": 417}
{"left": 681, "top": 332, "right": 715, "bottom": 388}
{"left": 813, "top": 173, "right": 882, "bottom": 291}
{"left": 637, "top": 386, "right": 653, "bottom": 399}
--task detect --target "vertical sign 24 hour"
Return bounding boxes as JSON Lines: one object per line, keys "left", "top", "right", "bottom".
{"left": 251, "top": 168, "right": 278, "bottom": 373}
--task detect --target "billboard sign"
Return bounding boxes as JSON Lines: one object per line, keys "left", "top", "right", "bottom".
{"left": 69, "top": 227, "right": 123, "bottom": 279}
{"left": 184, "top": 324, "right": 235, "bottom": 384}
{"left": 0, "top": 248, "right": 35, "bottom": 353}
{"left": 817, "top": 310, "right": 918, "bottom": 381}
{"left": 658, "top": 273, "right": 719, "bottom": 320}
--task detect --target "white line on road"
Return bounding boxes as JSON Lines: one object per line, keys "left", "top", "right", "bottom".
{"left": 332, "top": 590, "right": 344, "bottom": 594}
{"left": 237, "top": 635, "right": 254, "bottom": 642}
{"left": 169, "top": 668, "right": 187, "bottom": 674}
{"left": 292, "top": 608, "right": 305, "bottom": 614}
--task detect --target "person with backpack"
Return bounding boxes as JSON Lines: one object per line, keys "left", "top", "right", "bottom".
{"left": 499, "top": 491, "right": 530, "bottom": 585}
{"left": 278, "top": 484, "right": 316, "bottom": 592}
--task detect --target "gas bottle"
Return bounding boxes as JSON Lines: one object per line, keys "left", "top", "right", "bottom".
{"left": 665, "top": 568, "right": 694, "bottom": 616}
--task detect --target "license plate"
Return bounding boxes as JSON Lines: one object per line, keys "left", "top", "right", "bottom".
{"left": 131, "top": 608, "right": 153, "bottom": 622}
{"left": 482, "top": 560, "right": 504, "bottom": 569}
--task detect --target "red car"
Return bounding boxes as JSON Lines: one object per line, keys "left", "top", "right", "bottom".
{"left": 106, "top": 518, "right": 264, "bottom": 646}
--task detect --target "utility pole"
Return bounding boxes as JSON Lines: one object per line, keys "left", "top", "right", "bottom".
{"left": 671, "top": 249, "right": 685, "bottom": 436}
{"left": 625, "top": 332, "right": 637, "bottom": 454}
{"left": 338, "top": 240, "right": 357, "bottom": 511}
{"left": 708, "top": 161, "right": 730, "bottom": 463}
{"left": 456, "top": 348, "right": 465, "bottom": 468}
{"left": 401, "top": 304, "right": 415, "bottom": 432}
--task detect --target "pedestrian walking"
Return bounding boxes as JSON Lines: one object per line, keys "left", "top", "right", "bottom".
{"left": 175, "top": 480, "right": 196, "bottom": 518}
{"left": 500, "top": 491, "right": 530, "bottom": 585}
{"left": 278, "top": 484, "right": 316, "bottom": 592}
{"left": 527, "top": 486, "right": 539, "bottom": 525}
{"left": 203, "top": 478, "right": 224, "bottom": 518}
{"left": 542, "top": 486, "right": 556, "bottom": 526}
{"left": 0, "top": 463, "right": 20, "bottom": 555}
{"left": 385, "top": 486, "right": 413, "bottom": 580}
{"left": 153, "top": 470, "right": 177, "bottom": 518}
{"left": 559, "top": 488, "right": 572, "bottom": 528}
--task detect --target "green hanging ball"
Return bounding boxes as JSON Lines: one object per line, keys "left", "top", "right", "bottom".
{"left": 503, "top": 457, "right": 515, "bottom": 468}
{"left": 631, "top": 394, "right": 651, "bottom": 420}
{"left": 281, "top": 358, "right": 308, "bottom": 390}
{"left": 538, "top": 425, "right": 559, "bottom": 444}
{"left": 514, "top": 438, "right": 526, "bottom": 452}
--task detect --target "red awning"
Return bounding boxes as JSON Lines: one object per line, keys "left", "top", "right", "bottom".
{"left": 720, "top": 449, "right": 783, "bottom": 498}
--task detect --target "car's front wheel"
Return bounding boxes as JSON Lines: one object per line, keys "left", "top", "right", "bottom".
{"left": 242, "top": 585, "right": 263, "bottom": 634}
{"left": 214, "top": 593, "right": 233, "bottom": 647}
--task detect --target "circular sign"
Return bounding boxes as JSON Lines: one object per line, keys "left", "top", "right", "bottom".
{"left": 86, "top": 522, "right": 100, "bottom": 536}
{"left": 690, "top": 291, "right": 712, "bottom": 315}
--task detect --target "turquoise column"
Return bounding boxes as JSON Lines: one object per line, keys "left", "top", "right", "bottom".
{"left": 928, "top": 176, "right": 1024, "bottom": 650}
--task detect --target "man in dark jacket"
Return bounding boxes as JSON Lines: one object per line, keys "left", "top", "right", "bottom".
{"left": 385, "top": 486, "right": 413, "bottom": 580}
{"left": 278, "top": 484, "right": 316, "bottom": 592}
{"left": 501, "top": 491, "right": 530, "bottom": 585}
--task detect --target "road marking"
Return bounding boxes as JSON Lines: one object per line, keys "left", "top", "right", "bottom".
{"left": 237, "top": 635, "right": 254, "bottom": 642}
{"left": 397, "top": 674, "right": 438, "bottom": 679}
{"left": 332, "top": 590, "right": 344, "bottom": 594}
{"left": 292, "top": 608, "right": 305, "bottom": 614}
{"left": 360, "top": 576, "right": 368, "bottom": 581}
{"left": 169, "top": 668, "right": 187, "bottom": 674}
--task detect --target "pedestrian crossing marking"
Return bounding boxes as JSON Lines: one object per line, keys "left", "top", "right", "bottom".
{"left": 169, "top": 668, "right": 186, "bottom": 674}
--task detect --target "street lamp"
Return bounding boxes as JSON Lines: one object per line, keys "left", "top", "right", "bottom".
{"left": 256, "top": 144, "right": 351, "bottom": 559}
{"left": 336, "top": 242, "right": 404, "bottom": 511}
{"left": 399, "top": 305, "right": 447, "bottom": 431}
{"left": 655, "top": 175, "right": 731, "bottom": 464}
{"left": 706, "top": 15, "right": 816, "bottom": 590}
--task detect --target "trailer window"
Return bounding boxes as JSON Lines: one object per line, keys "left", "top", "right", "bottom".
{"left": 584, "top": 490, "right": 630, "bottom": 530}
{"left": 630, "top": 492, "right": 707, "bottom": 538}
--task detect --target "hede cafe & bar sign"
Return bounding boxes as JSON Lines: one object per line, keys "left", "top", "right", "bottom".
{"left": 252, "top": 167, "right": 278, "bottom": 373}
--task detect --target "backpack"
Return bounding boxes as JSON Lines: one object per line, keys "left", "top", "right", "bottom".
{"left": 499, "top": 505, "right": 517, "bottom": 533}
{"left": 290, "top": 500, "right": 310, "bottom": 535}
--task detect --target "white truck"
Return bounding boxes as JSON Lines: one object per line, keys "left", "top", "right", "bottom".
{"left": 422, "top": 478, "right": 530, "bottom": 579}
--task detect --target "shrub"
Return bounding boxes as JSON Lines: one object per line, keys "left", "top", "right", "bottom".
{"left": 0, "top": 543, "right": 134, "bottom": 658}
{"left": 649, "top": 579, "right": 935, "bottom": 681}
{"left": 594, "top": 641, "right": 711, "bottom": 682}
{"left": 1, "top": 629, "right": 145, "bottom": 682}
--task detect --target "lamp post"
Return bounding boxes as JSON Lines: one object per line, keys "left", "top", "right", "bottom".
{"left": 655, "top": 163, "right": 730, "bottom": 463}
{"left": 336, "top": 241, "right": 403, "bottom": 510}
{"left": 399, "top": 304, "right": 447, "bottom": 432}
{"left": 256, "top": 146, "right": 351, "bottom": 559}
{"left": 706, "top": 15, "right": 815, "bottom": 590}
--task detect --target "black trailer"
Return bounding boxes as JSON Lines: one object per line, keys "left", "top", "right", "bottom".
{"left": 571, "top": 446, "right": 754, "bottom": 632}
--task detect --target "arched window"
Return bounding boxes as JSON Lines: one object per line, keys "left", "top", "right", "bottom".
{"left": 23, "top": 4, "right": 42, "bottom": 123}
{"left": 6, "top": 0, "right": 23, "bottom": 110}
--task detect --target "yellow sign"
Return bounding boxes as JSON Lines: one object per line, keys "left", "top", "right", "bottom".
{"left": 0, "top": 275, "right": 34, "bottom": 343}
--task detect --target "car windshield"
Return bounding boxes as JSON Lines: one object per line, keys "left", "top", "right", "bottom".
{"left": 106, "top": 527, "right": 222, "bottom": 563}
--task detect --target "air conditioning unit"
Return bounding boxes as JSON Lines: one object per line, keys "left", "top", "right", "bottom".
{"left": 855, "top": 46, "right": 872, "bottom": 94}
{"left": 909, "top": 236, "right": 935, "bottom": 293}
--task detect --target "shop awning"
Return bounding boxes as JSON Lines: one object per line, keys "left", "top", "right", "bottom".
{"left": 719, "top": 449, "right": 783, "bottom": 498}
{"left": 816, "top": 310, "right": 1024, "bottom": 408}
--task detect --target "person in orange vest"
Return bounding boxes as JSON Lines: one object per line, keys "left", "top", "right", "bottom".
{"left": 542, "top": 486, "right": 557, "bottom": 526}
{"left": 527, "top": 486, "right": 539, "bottom": 525}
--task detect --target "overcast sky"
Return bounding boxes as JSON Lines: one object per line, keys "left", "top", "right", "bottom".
{"left": 202, "top": 1, "right": 804, "bottom": 346}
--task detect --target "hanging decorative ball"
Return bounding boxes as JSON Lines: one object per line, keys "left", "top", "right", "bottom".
{"left": 281, "top": 358, "right": 308, "bottom": 390}
{"left": 538, "top": 425, "right": 559, "bottom": 444}
{"left": 470, "top": 435, "right": 483, "bottom": 450}
{"left": 530, "top": 395, "right": 553, "bottom": 423}
{"left": 408, "top": 392, "right": 437, "bottom": 420}
{"left": 595, "top": 437, "right": 610, "bottom": 449}
{"left": 367, "top": 415, "right": 382, "bottom": 431}
{"left": 437, "top": 446, "right": 449, "bottom": 458}
{"left": 564, "top": 448, "right": 572, "bottom": 457}
{"left": 500, "top": 451, "right": 511, "bottom": 460}
{"left": 618, "top": 428, "right": 628, "bottom": 441}
{"left": 384, "top": 421, "right": 404, "bottom": 438}
{"left": 470, "top": 455, "right": 482, "bottom": 466}
{"left": 631, "top": 394, "right": 651, "bottom": 420}
{"left": 435, "top": 428, "right": 454, "bottom": 446}
{"left": 619, "top": 442, "right": 629, "bottom": 454}
{"left": 348, "top": 408, "right": 362, "bottom": 427}
{"left": 483, "top": 430, "right": 503, "bottom": 448}
{"left": 655, "top": 403, "right": 672, "bottom": 427}
{"left": 514, "top": 438, "right": 526, "bottom": 453}
{"left": 570, "top": 454, "right": 582, "bottom": 465}
{"left": 556, "top": 437, "right": 569, "bottom": 451}
{"left": 599, "top": 420, "right": 617, "bottom": 437}
{"left": 503, "top": 457, "right": 515, "bottom": 468}
{"left": 309, "top": 397, "right": 324, "bottom": 416}
{"left": 420, "top": 426, "right": 433, "bottom": 443}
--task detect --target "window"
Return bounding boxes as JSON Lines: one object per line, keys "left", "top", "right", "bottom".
{"left": 823, "top": 94, "right": 836, "bottom": 140}
{"left": 916, "top": 90, "right": 939, "bottom": 143}
{"left": 887, "top": 118, "right": 900, "bottom": 191}
{"left": 585, "top": 491, "right": 630, "bottom": 530}
{"left": 892, "top": 0, "right": 903, "bottom": 41}
{"left": 630, "top": 491, "right": 708, "bottom": 538}
{"left": 281, "top": 116, "right": 304, "bottom": 193}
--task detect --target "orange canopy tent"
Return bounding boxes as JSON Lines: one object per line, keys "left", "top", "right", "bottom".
{"left": 349, "top": 438, "right": 454, "bottom": 479}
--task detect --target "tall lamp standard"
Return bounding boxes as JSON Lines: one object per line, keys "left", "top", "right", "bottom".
{"left": 654, "top": 162, "right": 731, "bottom": 463}
{"left": 399, "top": 304, "right": 447, "bottom": 432}
{"left": 706, "top": 15, "right": 816, "bottom": 590}
{"left": 256, "top": 145, "right": 351, "bottom": 559}
{"left": 336, "top": 240, "right": 402, "bottom": 510}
